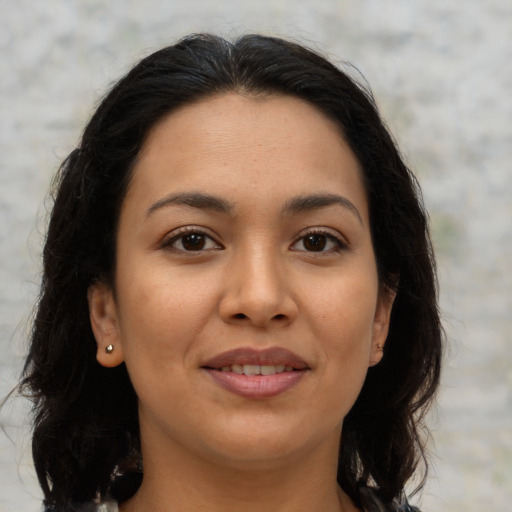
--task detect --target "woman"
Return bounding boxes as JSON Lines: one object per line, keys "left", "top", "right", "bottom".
{"left": 21, "top": 34, "right": 442, "bottom": 511}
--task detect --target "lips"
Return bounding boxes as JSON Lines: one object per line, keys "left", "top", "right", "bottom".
{"left": 202, "top": 347, "right": 309, "bottom": 398}
{"left": 202, "top": 347, "right": 309, "bottom": 370}
{"left": 216, "top": 363, "right": 293, "bottom": 375}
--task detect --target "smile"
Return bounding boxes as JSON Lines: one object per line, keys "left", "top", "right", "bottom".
{"left": 202, "top": 347, "right": 309, "bottom": 398}
{"left": 216, "top": 364, "right": 295, "bottom": 375}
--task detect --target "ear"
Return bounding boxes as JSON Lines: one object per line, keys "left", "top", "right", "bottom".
{"left": 88, "top": 281, "right": 124, "bottom": 368}
{"left": 369, "top": 285, "right": 397, "bottom": 367}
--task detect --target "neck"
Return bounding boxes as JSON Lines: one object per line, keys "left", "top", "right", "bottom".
{"left": 120, "top": 425, "right": 358, "bottom": 512}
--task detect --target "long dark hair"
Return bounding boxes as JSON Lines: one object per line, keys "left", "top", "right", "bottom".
{"left": 21, "top": 33, "right": 442, "bottom": 511}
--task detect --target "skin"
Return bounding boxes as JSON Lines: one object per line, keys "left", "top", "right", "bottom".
{"left": 89, "top": 93, "right": 395, "bottom": 512}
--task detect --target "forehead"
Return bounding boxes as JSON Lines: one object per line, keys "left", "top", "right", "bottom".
{"left": 126, "top": 92, "right": 367, "bottom": 219}
{"left": 140, "top": 92, "right": 345, "bottom": 157}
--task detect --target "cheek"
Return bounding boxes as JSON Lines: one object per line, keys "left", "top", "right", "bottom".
{"left": 115, "top": 259, "right": 219, "bottom": 369}
{"left": 299, "top": 268, "right": 379, "bottom": 405}
{"left": 303, "top": 270, "right": 378, "bottom": 346}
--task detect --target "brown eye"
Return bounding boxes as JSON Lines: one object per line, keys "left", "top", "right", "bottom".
{"left": 181, "top": 233, "right": 206, "bottom": 251}
{"left": 303, "top": 234, "right": 327, "bottom": 252}
{"left": 164, "top": 230, "right": 221, "bottom": 252}
{"left": 291, "top": 231, "right": 344, "bottom": 253}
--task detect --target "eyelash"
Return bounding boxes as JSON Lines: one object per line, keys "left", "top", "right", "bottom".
{"left": 161, "top": 227, "right": 348, "bottom": 254}
{"left": 290, "top": 228, "right": 348, "bottom": 254}
{"left": 161, "top": 227, "right": 222, "bottom": 253}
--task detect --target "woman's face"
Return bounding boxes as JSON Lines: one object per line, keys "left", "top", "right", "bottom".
{"left": 89, "top": 93, "right": 394, "bottom": 470}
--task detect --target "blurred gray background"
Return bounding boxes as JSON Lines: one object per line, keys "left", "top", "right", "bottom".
{"left": 1, "top": 1, "right": 511, "bottom": 511}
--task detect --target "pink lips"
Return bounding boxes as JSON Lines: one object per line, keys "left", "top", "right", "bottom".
{"left": 202, "top": 347, "right": 309, "bottom": 398}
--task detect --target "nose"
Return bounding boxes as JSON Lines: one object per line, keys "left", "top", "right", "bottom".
{"left": 218, "top": 245, "right": 298, "bottom": 328}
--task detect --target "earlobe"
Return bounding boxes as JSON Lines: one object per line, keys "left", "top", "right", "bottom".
{"left": 88, "top": 282, "right": 124, "bottom": 368}
{"left": 369, "top": 285, "right": 396, "bottom": 367}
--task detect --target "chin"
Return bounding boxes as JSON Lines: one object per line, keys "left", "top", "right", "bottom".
{"left": 197, "top": 416, "right": 340, "bottom": 469}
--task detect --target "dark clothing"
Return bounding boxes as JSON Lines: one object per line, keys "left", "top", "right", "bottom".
{"left": 45, "top": 494, "right": 420, "bottom": 512}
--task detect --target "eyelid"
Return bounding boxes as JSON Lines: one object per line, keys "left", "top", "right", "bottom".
{"left": 290, "top": 227, "right": 349, "bottom": 252}
{"left": 160, "top": 225, "right": 223, "bottom": 251}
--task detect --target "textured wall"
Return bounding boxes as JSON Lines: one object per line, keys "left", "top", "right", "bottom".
{"left": 1, "top": 1, "right": 511, "bottom": 511}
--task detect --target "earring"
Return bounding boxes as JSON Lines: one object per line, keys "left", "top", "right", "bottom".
{"left": 105, "top": 344, "right": 114, "bottom": 354}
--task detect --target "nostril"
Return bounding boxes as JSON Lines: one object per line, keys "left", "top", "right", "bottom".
{"left": 233, "top": 313, "right": 247, "bottom": 319}
{"left": 273, "top": 314, "right": 286, "bottom": 320}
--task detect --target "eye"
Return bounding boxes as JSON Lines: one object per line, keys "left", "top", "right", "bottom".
{"left": 291, "top": 230, "right": 346, "bottom": 253}
{"left": 163, "top": 228, "right": 222, "bottom": 252}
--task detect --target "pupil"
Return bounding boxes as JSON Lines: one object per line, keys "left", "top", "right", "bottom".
{"left": 304, "top": 234, "right": 326, "bottom": 251}
{"left": 182, "top": 233, "right": 205, "bottom": 250}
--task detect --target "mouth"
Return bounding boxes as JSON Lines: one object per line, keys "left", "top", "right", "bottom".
{"left": 201, "top": 347, "right": 309, "bottom": 398}
{"left": 201, "top": 346, "right": 309, "bottom": 372}
{"left": 207, "top": 364, "right": 301, "bottom": 375}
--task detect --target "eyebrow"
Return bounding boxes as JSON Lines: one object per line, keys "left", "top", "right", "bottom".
{"left": 282, "top": 193, "right": 363, "bottom": 224}
{"left": 146, "top": 192, "right": 233, "bottom": 217}
{"left": 146, "top": 191, "right": 362, "bottom": 224}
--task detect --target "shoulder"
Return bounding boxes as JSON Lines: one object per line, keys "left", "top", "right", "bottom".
{"left": 396, "top": 504, "right": 420, "bottom": 512}
{"left": 359, "top": 486, "right": 421, "bottom": 512}
{"left": 44, "top": 500, "right": 119, "bottom": 512}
